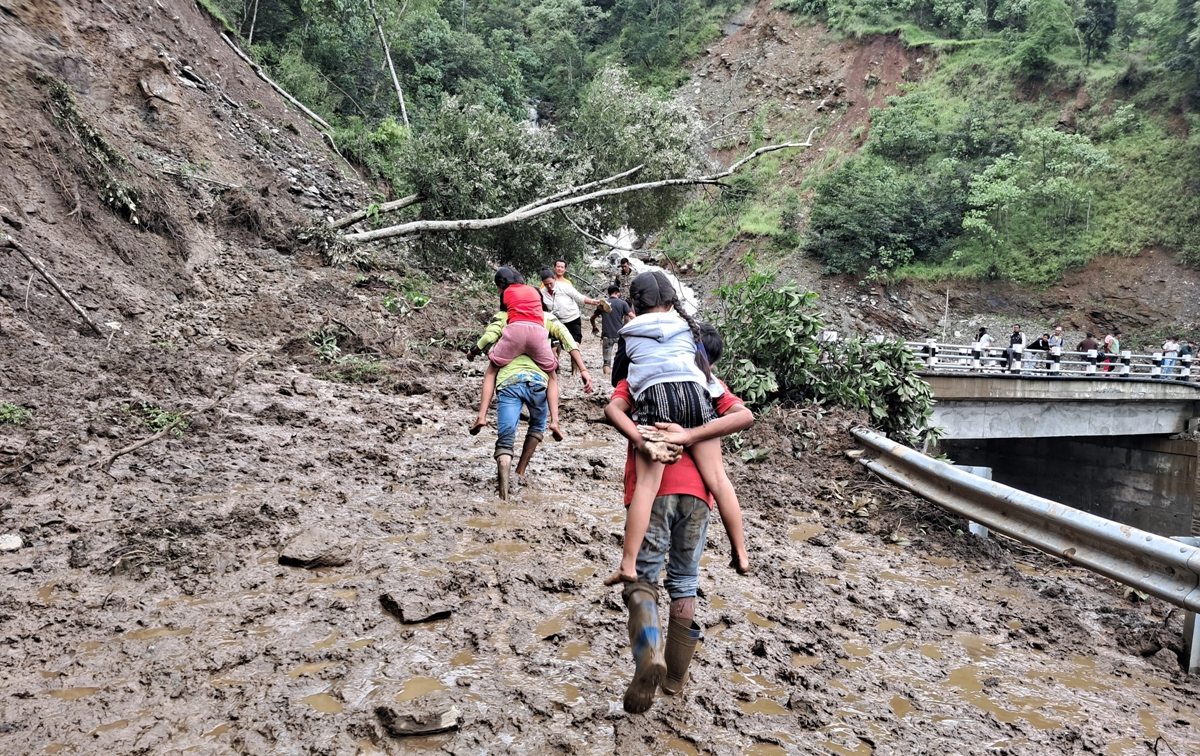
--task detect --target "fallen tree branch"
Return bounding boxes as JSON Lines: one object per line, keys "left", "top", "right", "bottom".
{"left": 94, "top": 353, "right": 261, "bottom": 473}
{"left": 511, "top": 164, "right": 645, "bottom": 216}
{"left": 1, "top": 233, "right": 102, "bottom": 335}
{"left": 345, "top": 137, "right": 815, "bottom": 244}
{"left": 220, "top": 33, "right": 333, "bottom": 133}
{"left": 331, "top": 193, "right": 420, "bottom": 230}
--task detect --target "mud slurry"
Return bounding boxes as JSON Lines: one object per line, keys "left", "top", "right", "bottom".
{"left": 0, "top": 337, "right": 1196, "bottom": 755}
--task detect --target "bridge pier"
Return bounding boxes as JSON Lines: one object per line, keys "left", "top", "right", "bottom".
{"left": 938, "top": 435, "right": 1198, "bottom": 537}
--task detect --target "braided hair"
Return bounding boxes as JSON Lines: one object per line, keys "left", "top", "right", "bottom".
{"left": 628, "top": 271, "right": 711, "bottom": 382}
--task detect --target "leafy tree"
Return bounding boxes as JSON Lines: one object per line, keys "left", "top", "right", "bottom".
{"left": 867, "top": 93, "right": 942, "bottom": 165}
{"left": 1076, "top": 0, "right": 1119, "bottom": 64}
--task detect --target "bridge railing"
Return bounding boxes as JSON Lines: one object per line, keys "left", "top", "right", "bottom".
{"left": 905, "top": 341, "right": 1195, "bottom": 381}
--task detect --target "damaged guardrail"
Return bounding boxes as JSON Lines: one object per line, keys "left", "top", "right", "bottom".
{"left": 852, "top": 427, "right": 1200, "bottom": 613}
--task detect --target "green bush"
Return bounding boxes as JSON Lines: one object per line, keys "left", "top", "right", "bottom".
{"left": 713, "top": 274, "right": 939, "bottom": 445}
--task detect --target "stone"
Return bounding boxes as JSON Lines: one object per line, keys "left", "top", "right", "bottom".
{"left": 278, "top": 526, "right": 350, "bottom": 569}
{"left": 376, "top": 692, "right": 461, "bottom": 737}
{"left": 379, "top": 588, "right": 452, "bottom": 624}
{"left": 0, "top": 533, "right": 22, "bottom": 551}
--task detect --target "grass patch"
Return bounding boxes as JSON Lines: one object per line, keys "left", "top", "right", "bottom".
{"left": 137, "top": 403, "right": 187, "bottom": 436}
{"left": 0, "top": 402, "right": 32, "bottom": 426}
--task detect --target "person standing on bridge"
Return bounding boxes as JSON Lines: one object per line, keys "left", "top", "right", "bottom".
{"left": 976, "top": 327, "right": 995, "bottom": 371}
{"left": 1162, "top": 336, "right": 1181, "bottom": 378}
{"left": 1028, "top": 332, "right": 1051, "bottom": 372}
{"left": 1102, "top": 330, "right": 1122, "bottom": 374}
{"left": 1006, "top": 324, "right": 1026, "bottom": 371}
{"left": 1077, "top": 332, "right": 1099, "bottom": 353}
{"left": 1048, "top": 326, "right": 1065, "bottom": 352}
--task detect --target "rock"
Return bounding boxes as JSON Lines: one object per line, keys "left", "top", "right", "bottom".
{"left": 376, "top": 691, "right": 461, "bottom": 736}
{"left": 0, "top": 533, "right": 22, "bottom": 551}
{"left": 379, "top": 589, "right": 453, "bottom": 624}
{"left": 278, "top": 526, "right": 350, "bottom": 569}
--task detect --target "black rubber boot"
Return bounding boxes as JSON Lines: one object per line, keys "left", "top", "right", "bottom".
{"left": 661, "top": 615, "right": 701, "bottom": 695}
{"left": 622, "top": 582, "right": 665, "bottom": 714}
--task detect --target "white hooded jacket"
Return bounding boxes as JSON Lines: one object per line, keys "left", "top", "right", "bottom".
{"left": 620, "top": 312, "right": 724, "bottom": 400}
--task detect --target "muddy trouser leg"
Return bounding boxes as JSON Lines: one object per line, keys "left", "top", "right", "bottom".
{"left": 515, "top": 430, "right": 543, "bottom": 476}
{"left": 660, "top": 495, "right": 709, "bottom": 695}
{"left": 494, "top": 384, "right": 527, "bottom": 500}
{"left": 619, "top": 494, "right": 673, "bottom": 714}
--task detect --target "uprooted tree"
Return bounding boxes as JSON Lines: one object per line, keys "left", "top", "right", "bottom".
{"left": 312, "top": 67, "right": 816, "bottom": 272}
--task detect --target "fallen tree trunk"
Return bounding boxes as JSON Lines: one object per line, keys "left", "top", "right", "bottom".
{"left": 343, "top": 132, "right": 817, "bottom": 244}
{"left": 1, "top": 233, "right": 102, "bottom": 335}
{"left": 330, "top": 193, "right": 420, "bottom": 230}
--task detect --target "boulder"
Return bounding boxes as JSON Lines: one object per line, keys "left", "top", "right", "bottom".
{"left": 376, "top": 692, "right": 460, "bottom": 736}
{"left": 278, "top": 527, "right": 350, "bottom": 569}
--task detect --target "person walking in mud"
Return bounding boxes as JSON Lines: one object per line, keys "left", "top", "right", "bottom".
{"left": 470, "top": 304, "right": 594, "bottom": 498}
{"left": 605, "top": 322, "right": 753, "bottom": 714}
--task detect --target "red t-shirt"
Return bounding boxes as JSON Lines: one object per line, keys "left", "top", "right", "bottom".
{"left": 611, "top": 379, "right": 744, "bottom": 508}
{"left": 503, "top": 284, "right": 544, "bottom": 326}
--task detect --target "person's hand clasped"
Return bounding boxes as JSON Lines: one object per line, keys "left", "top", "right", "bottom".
{"left": 647, "top": 421, "right": 691, "bottom": 447}
{"left": 636, "top": 427, "right": 682, "bottom": 464}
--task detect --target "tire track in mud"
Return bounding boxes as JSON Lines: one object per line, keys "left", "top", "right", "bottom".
{"left": 2, "top": 338, "right": 1199, "bottom": 755}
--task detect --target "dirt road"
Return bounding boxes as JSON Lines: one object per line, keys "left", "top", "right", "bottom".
{"left": 2, "top": 328, "right": 1198, "bottom": 755}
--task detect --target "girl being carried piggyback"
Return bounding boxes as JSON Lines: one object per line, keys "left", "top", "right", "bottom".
{"left": 604, "top": 271, "right": 749, "bottom": 585}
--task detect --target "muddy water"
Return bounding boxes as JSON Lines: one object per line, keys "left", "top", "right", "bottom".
{"left": 2, "top": 339, "right": 1198, "bottom": 755}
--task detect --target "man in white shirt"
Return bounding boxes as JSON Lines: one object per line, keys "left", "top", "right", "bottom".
{"left": 540, "top": 259, "right": 605, "bottom": 355}
{"left": 1162, "top": 336, "right": 1181, "bottom": 378}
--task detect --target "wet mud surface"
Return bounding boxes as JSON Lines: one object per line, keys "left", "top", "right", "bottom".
{"left": 2, "top": 333, "right": 1199, "bottom": 755}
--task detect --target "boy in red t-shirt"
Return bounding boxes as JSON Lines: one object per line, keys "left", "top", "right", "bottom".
{"left": 603, "top": 322, "right": 753, "bottom": 713}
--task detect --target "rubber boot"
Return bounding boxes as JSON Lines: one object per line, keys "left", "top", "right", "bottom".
{"left": 661, "top": 615, "right": 701, "bottom": 696}
{"left": 514, "top": 432, "right": 542, "bottom": 476}
{"left": 622, "top": 582, "right": 666, "bottom": 714}
{"left": 496, "top": 454, "right": 512, "bottom": 501}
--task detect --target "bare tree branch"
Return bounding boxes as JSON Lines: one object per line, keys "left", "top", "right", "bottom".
{"left": 558, "top": 210, "right": 637, "bottom": 252}
{"left": 511, "top": 164, "right": 645, "bottom": 215}
{"left": 344, "top": 138, "right": 815, "bottom": 244}
{"left": 2, "top": 233, "right": 102, "bottom": 335}
{"left": 331, "top": 193, "right": 421, "bottom": 230}
{"left": 221, "top": 33, "right": 334, "bottom": 134}
{"left": 368, "top": 0, "right": 409, "bottom": 127}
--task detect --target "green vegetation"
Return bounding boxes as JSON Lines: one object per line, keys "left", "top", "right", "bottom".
{"left": 0, "top": 402, "right": 32, "bottom": 426}
{"left": 663, "top": 0, "right": 1200, "bottom": 286}
{"left": 137, "top": 403, "right": 188, "bottom": 436}
{"left": 713, "top": 273, "right": 938, "bottom": 445}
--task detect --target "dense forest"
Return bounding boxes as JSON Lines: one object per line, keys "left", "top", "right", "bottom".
{"left": 199, "top": 0, "right": 1200, "bottom": 286}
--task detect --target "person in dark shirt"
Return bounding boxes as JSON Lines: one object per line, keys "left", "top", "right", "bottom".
{"left": 1028, "top": 332, "right": 1051, "bottom": 372}
{"left": 591, "top": 285, "right": 633, "bottom": 376}
{"left": 1077, "top": 333, "right": 1100, "bottom": 352}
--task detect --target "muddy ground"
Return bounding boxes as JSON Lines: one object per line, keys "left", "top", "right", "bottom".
{"left": 2, "top": 0, "right": 1199, "bottom": 753}
{"left": 2, "top": 329, "right": 1200, "bottom": 755}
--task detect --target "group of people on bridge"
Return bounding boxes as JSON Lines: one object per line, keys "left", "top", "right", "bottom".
{"left": 467, "top": 259, "right": 753, "bottom": 714}
{"left": 969, "top": 324, "right": 1197, "bottom": 378}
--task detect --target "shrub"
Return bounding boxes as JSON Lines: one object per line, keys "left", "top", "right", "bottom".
{"left": 713, "top": 274, "right": 940, "bottom": 445}
{"left": 0, "top": 402, "right": 32, "bottom": 425}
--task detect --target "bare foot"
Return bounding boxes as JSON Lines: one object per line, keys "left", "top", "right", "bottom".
{"left": 549, "top": 423, "right": 564, "bottom": 442}
{"left": 469, "top": 419, "right": 487, "bottom": 436}
{"left": 603, "top": 570, "right": 637, "bottom": 586}
{"left": 730, "top": 552, "right": 751, "bottom": 575}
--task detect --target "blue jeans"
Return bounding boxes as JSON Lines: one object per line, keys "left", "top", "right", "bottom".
{"left": 494, "top": 379, "right": 548, "bottom": 458}
{"left": 1163, "top": 357, "right": 1176, "bottom": 377}
{"left": 635, "top": 494, "right": 711, "bottom": 600}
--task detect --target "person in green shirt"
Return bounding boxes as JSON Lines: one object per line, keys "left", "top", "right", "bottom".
{"left": 469, "top": 311, "right": 593, "bottom": 498}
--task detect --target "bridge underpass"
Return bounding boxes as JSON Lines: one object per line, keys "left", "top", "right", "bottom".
{"left": 921, "top": 372, "right": 1200, "bottom": 537}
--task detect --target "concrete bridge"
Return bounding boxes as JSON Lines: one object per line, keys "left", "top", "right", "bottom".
{"left": 909, "top": 346, "right": 1200, "bottom": 538}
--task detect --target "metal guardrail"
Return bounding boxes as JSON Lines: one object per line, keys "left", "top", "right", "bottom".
{"left": 852, "top": 427, "right": 1200, "bottom": 612}
{"left": 905, "top": 341, "right": 1196, "bottom": 381}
